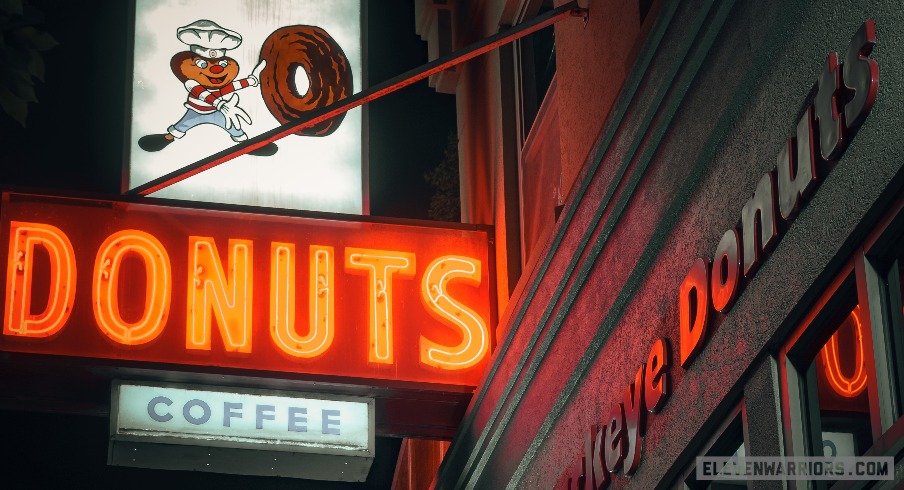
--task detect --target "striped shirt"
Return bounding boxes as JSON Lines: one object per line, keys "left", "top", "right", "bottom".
{"left": 183, "top": 77, "right": 256, "bottom": 113}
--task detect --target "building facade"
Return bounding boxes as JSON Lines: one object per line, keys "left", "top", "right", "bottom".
{"left": 418, "top": 0, "right": 904, "bottom": 487}
{"left": 1, "top": 1, "right": 902, "bottom": 487}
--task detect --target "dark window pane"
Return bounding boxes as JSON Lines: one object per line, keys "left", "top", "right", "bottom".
{"left": 683, "top": 412, "right": 746, "bottom": 489}
{"left": 532, "top": 25, "right": 555, "bottom": 105}
{"left": 888, "top": 239, "right": 904, "bottom": 419}
{"left": 639, "top": 0, "right": 654, "bottom": 24}
{"left": 519, "top": 0, "right": 557, "bottom": 136}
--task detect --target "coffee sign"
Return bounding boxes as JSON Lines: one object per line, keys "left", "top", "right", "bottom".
{"left": 112, "top": 382, "right": 371, "bottom": 452}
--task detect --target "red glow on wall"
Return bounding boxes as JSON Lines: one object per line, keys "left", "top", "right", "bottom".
{"left": 0, "top": 192, "right": 495, "bottom": 388}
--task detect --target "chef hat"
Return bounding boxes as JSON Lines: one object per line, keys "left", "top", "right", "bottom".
{"left": 177, "top": 19, "right": 242, "bottom": 59}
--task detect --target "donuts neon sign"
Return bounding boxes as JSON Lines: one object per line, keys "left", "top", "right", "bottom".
{"left": 0, "top": 192, "right": 494, "bottom": 387}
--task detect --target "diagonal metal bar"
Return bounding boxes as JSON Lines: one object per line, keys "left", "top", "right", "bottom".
{"left": 127, "top": 1, "right": 586, "bottom": 196}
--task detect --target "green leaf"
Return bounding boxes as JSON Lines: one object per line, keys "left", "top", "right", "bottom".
{"left": 0, "top": 86, "right": 27, "bottom": 126}
{"left": 0, "top": 0, "right": 24, "bottom": 16}
{"left": 26, "top": 48, "right": 43, "bottom": 81}
{"left": 11, "top": 25, "right": 57, "bottom": 51}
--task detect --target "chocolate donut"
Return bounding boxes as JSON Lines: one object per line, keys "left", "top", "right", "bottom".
{"left": 259, "top": 26, "right": 353, "bottom": 137}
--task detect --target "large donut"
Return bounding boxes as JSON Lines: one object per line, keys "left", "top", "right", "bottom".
{"left": 259, "top": 25, "right": 353, "bottom": 137}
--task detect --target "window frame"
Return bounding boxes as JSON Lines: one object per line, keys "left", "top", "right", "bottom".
{"left": 498, "top": 0, "right": 559, "bottom": 289}
{"left": 675, "top": 402, "right": 749, "bottom": 489}
{"left": 861, "top": 198, "right": 904, "bottom": 428}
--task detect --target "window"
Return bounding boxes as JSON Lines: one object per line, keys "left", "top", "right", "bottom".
{"left": 679, "top": 404, "right": 747, "bottom": 489}
{"left": 781, "top": 272, "right": 879, "bottom": 487}
{"left": 516, "top": 0, "right": 557, "bottom": 142}
{"left": 888, "top": 241, "right": 904, "bottom": 417}
{"left": 500, "top": 0, "right": 561, "bottom": 287}
{"left": 811, "top": 300, "right": 874, "bottom": 457}
{"left": 780, "top": 199, "right": 904, "bottom": 487}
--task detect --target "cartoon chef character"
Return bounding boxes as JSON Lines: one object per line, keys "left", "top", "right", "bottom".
{"left": 138, "top": 19, "right": 277, "bottom": 156}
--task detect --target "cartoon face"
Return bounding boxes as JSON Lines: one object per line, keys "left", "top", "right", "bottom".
{"left": 178, "top": 56, "right": 240, "bottom": 89}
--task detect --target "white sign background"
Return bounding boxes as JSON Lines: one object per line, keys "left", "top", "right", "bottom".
{"left": 115, "top": 383, "right": 371, "bottom": 451}
{"left": 129, "top": 0, "right": 363, "bottom": 213}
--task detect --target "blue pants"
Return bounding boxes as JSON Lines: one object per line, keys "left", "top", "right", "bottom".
{"left": 167, "top": 108, "right": 246, "bottom": 141}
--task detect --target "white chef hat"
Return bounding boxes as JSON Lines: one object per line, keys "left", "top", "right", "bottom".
{"left": 177, "top": 19, "right": 242, "bottom": 59}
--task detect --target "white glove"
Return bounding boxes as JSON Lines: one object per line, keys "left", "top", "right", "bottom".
{"left": 216, "top": 93, "right": 252, "bottom": 130}
{"left": 248, "top": 59, "right": 267, "bottom": 87}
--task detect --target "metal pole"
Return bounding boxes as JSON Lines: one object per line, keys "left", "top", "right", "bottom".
{"left": 127, "top": 2, "right": 587, "bottom": 196}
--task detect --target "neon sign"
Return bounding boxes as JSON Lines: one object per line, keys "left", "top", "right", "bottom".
{"left": 820, "top": 308, "right": 867, "bottom": 398}
{"left": 186, "top": 237, "right": 253, "bottom": 353}
{"left": 270, "top": 243, "right": 335, "bottom": 359}
{"left": 420, "top": 255, "right": 489, "bottom": 369}
{"left": 93, "top": 230, "right": 172, "bottom": 346}
{"left": 345, "top": 248, "right": 416, "bottom": 364}
{"left": 0, "top": 192, "right": 494, "bottom": 387}
{"left": 4, "top": 221, "right": 76, "bottom": 338}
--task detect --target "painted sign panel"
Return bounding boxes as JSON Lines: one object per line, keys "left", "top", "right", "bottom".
{"left": 127, "top": 0, "right": 364, "bottom": 213}
{"left": 0, "top": 192, "right": 494, "bottom": 387}
{"left": 113, "top": 382, "right": 372, "bottom": 453}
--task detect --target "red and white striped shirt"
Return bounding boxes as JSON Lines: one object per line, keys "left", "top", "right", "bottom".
{"left": 183, "top": 77, "right": 255, "bottom": 113}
